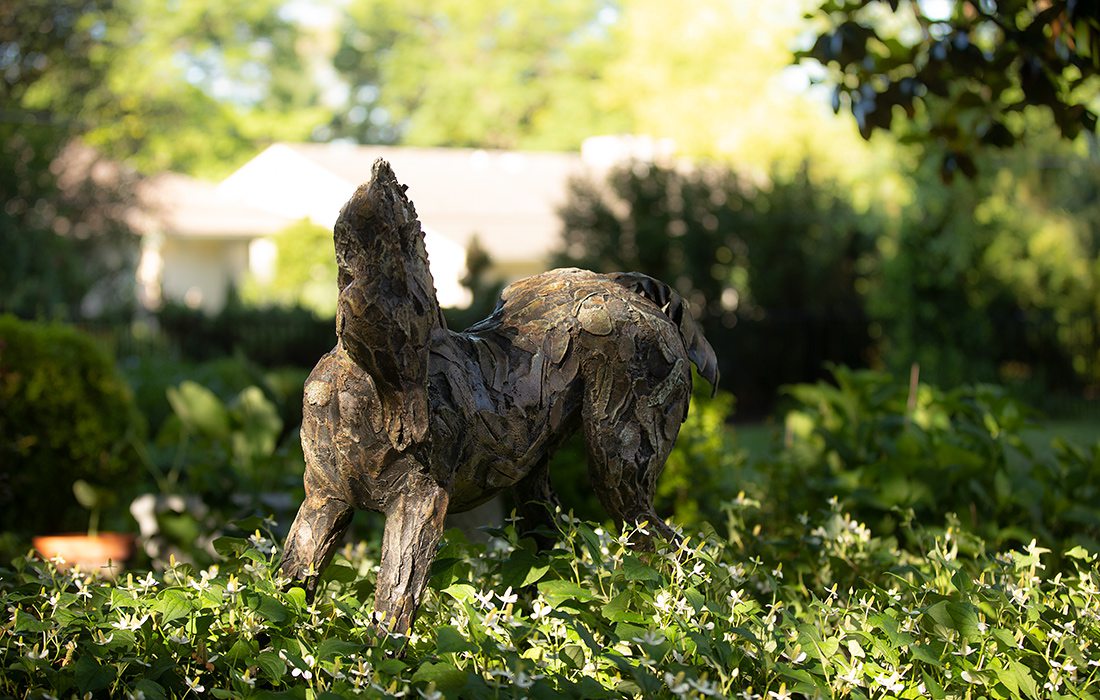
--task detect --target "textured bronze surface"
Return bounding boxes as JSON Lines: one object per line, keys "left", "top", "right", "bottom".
{"left": 281, "top": 160, "right": 718, "bottom": 634}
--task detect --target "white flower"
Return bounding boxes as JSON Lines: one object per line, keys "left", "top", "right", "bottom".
{"left": 238, "top": 670, "right": 256, "bottom": 688}
{"left": 74, "top": 578, "right": 93, "bottom": 600}
{"left": 664, "top": 672, "right": 690, "bottom": 695}
{"left": 497, "top": 586, "right": 518, "bottom": 606}
{"left": 472, "top": 589, "right": 496, "bottom": 610}
{"left": 418, "top": 687, "right": 443, "bottom": 700}
{"left": 874, "top": 671, "right": 904, "bottom": 693}
{"left": 838, "top": 661, "right": 864, "bottom": 686}
{"left": 655, "top": 591, "right": 673, "bottom": 613}
{"left": 514, "top": 670, "right": 541, "bottom": 689}
{"left": 631, "top": 629, "right": 666, "bottom": 646}
{"left": 185, "top": 676, "right": 205, "bottom": 693}
{"left": 768, "top": 684, "right": 792, "bottom": 700}
{"left": 137, "top": 572, "right": 158, "bottom": 591}
{"left": 530, "top": 598, "right": 551, "bottom": 620}
{"left": 111, "top": 612, "right": 150, "bottom": 631}
{"left": 224, "top": 575, "right": 245, "bottom": 598}
{"left": 248, "top": 530, "right": 272, "bottom": 551}
{"left": 689, "top": 677, "right": 720, "bottom": 696}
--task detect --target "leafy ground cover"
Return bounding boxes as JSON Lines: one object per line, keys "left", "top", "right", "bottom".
{"left": 3, "top": 365, "right": 1097, "bottom": 698}
{"left": 2, "top": 504, "right": 1099, "bottom": 699}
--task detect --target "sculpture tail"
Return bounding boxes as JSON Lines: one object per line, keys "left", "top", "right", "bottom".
{"left": 332, "top": 160, "right": 444, "bottom": 450}
{"left": 608, "top": 272, "right": 720, "bottom": 395}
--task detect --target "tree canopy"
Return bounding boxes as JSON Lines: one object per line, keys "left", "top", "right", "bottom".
{"left": 799, "top": 0, "right": 1100, "bottom": 179}
{"left": 330, "top": 0, "right": 625, "bottom": 149}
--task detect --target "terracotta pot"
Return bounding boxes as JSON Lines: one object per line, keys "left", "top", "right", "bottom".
{"left": 33, "top": 532, "right": 134, "bottom": 576}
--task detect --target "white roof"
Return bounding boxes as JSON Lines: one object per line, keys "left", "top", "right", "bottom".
{"left": 217, "top": 142, "right": 589, "bottom": 264}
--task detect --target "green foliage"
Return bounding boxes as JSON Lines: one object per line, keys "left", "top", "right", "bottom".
{"left": 799, "top": 0, "right": 1100, "bottom": 179}
{"left": 0, "top": 316, "right": 145, "bottom": 536}
{"left": 139, "top": 380, "right": 305, "bottom": 562}
{"left": 3, "top": 511, "right": 1100, "bottom": 698}
{"left": 1, "top": 1, "right": 140, "bottom": 320}
{"left": 871, "top": 138, "right": 1100, "bottom": 391}
{"left": 241, "top": 219, "right": 339, "bottom": 317}
{"left": 120, "top": 354, "right": 295, "bottom": 437}
{"left": 157, "top": 301, "right": 335, "bottom": 369}
{"left": 760, "top": 365, "right": 1100, "bottom": 555}
{"left": 331, "top": 0, "right": 625, "bottom": 149}
{"left": 86, "top": 0, "right": 323, "bottom": 177}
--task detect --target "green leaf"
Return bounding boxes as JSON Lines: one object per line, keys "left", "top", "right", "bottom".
{"left": 920, "top": 671, "right": 946, "bottom": 700}
{"left": 322, "top": 563, "right": 359, "bottom": 584}
{"left": 378, "top": 658, "right": 408, "bottom": 676}
{"left": 411, "top": 662, "right": 469, "bottom": 691}
{"left": 110, "top": 589, "right": 143, "bottom": 609}
{"left": 168, "top": 381, "right": 231, "bottom": 439}
{"left": 442, "top": 583, "right": 477, "bottom": 603}
{"left": 560, "top": 644, "right": 586, "bottom": 670}
{"left": 501, "top": 551, "right": 550, "bottom": 589}
{"left": 285, "top": 586, "right": 307, "bottom": 610}
{"left": 602, "top": 592, "right": 647, "bottom": 624}
{"left": 922, "top": 600, "right": 980, "bottom": 640}
{"left": 1064, "top": 545, "right": 1094, "bottom": 561}
{"left": 436, "top": 625, "right": 477, "bottom": 655}
{"left": 316, "top": 638, "right": 362, "bottom": 660}
{"left": 621, "top": 555, "right": 662, "bottom": 583}
{"left": 212, "top": 536, "right": 250, "bottom": 558}
{"left": 255, "top": 650, "right": 286, "bottom": 681}
{"left": 153, "top": 589, "right": 193, "bottom": 625}
{"left": 537, "top": 580, "right": 597, "bottom": 607}
{"left": 74, "top": 656, "right": 116, "bottom": 693}
{"left": 133, "top": 679, "right": 167, "bottom": 700}
{"left": 910, "top": 643, "right": 943, "bottom": 667}
{"left": 1006, "top": 659, "right": 1040, "bottom": 699}
{"left": 248, "top": 592, "right": 289, "bottom": 624}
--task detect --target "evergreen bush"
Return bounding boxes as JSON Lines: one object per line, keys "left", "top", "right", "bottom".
{"left": 0, "top": 315, "right": 145, "bottom": 536}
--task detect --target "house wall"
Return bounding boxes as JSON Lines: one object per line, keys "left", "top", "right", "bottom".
{"left": 159, "top": 237, "right": 250, "bottom": 313}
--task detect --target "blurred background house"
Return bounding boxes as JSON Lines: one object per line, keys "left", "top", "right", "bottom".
{"left": 132, "top": 142, "right": 607, "bottom": 313}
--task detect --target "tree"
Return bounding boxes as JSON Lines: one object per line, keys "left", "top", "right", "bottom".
{"left": 799, "top": 0, "right": 1100, "bottom": 179}
{"left": 84, "top": 0, "right": 325, "bottom": 177}
{"left": 1, "top": 0, "right": 138, "bottom": 319}
{"left": 331, "top": 0, "right": 626, "bottom": 149}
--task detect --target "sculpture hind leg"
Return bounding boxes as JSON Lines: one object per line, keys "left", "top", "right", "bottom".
{"left": 512, "top": 457, "right": 563, "bottom": 549}
{"left": 580, "top": 359, "right": 691, "bottom": 549}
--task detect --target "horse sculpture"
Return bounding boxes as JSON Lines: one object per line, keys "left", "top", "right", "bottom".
{"left": 280, "top": 160, "right": 718, "bottom": 633}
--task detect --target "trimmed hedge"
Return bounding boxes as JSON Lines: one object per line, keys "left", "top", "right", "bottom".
{"left": 0, "top": 315, "right": 145, "bottom": 535}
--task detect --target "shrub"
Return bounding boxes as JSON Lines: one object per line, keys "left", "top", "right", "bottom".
{"left": 0, "top": 315, "right": 145, "bottom": 536}
{"left": 157, "top": 301, "right": 335, "bottom": 368}
{"left": 756, "top": 365, "right": 1100, "bottom": 555}
{"left": 136, "top": 381, "right": 306, "bottom": 564}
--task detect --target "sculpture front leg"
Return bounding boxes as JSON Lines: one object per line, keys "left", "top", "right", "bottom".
{"left": 374, "top": 472, "right": 450, "bottom": 635}
{"left": 281, "top": 493, "right": 353, "bottom": 599}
